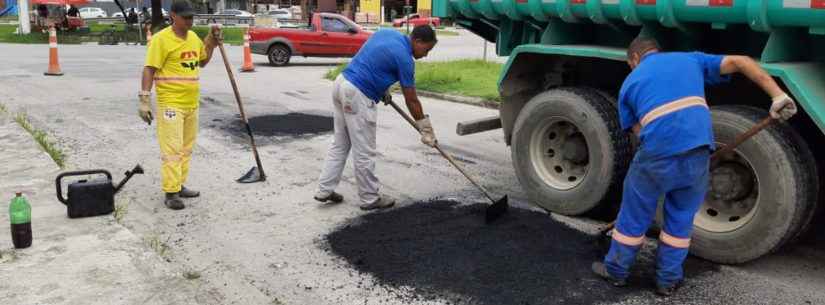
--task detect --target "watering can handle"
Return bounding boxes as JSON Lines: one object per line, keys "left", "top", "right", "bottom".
{"left": 55, "top": 170, "right": 113, "bottom": 205}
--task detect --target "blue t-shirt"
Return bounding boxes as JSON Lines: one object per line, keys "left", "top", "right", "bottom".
{"left": 618, "top": 52, "right": 730, "bottom": 159}
{"left": 342, "top": 29, "right": 416, "bottom": 102}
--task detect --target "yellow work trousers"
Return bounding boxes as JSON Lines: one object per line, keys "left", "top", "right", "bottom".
{"left": 157, "top": 105, "right": 198, "bottom": 193}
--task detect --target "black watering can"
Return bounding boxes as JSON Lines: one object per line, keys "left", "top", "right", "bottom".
{"left": 55, "top": 165, "right": 144, "bottom": 218}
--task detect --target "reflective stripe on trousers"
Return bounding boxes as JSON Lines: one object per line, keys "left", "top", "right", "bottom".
{"left": 157, "top": 105, "right": 198, "bottom": 193}
{"left": 604, "top": 147, "right": 709, "bottom": 287}
{"left": 317, "top": 75, "right": 380, "bottom": 204}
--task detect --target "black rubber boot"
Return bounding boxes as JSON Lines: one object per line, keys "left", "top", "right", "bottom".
{"left": 591, "top": 262, "right": 627, "bottom": 287}
{"left": 179, "top": 186, "right": 200, "bottom": 198}
{"left": 655, "top": 281, "right": 682, "bottom": 297}
{"left": 165, "top": 192, "right": 185, "bottom": 210}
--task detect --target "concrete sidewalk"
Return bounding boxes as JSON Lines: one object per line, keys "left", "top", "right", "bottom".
{"left": 0, "top": 112, "right": 202, "bottom": 305}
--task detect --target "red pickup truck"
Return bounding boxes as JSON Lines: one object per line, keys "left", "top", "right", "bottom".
{"left": 249, "top": 13, "right": 372, "bottom": 66}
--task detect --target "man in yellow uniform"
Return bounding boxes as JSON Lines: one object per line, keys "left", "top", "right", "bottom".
{"left": 138, "top": 1, "right": 221, "bottom": 210}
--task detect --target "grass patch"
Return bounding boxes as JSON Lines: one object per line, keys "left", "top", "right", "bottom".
{"left": 324, "top": 63, "right": 347, "bottom": 81}
{"left": 0, "top": 24, "right": 50, "bottom": 43}
{"left": 325, "top": 59, "right": 502, "bottom": 102}
{"left": 0, "top": 23, "right": 245, "bottom": 45}
{"left": 13, "top": 112, "right": 66, "bottom": 168}
{"left": 192, "top": 26, "right": 245, "bottom": 45}
{"left": 0, "top": 102, "right": 7, "bottom": 114}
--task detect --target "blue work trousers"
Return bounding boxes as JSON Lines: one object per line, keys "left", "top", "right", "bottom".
{"left": 603, "top": 147, "right": 709, "bottom": 287}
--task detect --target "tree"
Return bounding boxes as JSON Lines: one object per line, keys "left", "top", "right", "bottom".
{"left": 151, "top": 0, "right": 163, "bottom": 29}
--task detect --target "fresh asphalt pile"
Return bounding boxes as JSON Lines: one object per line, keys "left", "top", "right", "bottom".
{"left": 325, "top": 200, "right": 719, "bottom": 305}
{"left": 220, "top": 113, "right": 334, "bottom": 139}
{"left": 245, "top": 113, "right": 334, "bottom": 136}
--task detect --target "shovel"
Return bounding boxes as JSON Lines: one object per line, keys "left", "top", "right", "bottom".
{"left": 384, "top": 96, "right": 509, "bottom": 223}
{"left": 595, "top": 114, "right": 780, "bottom": 240}
{"left": 217, "top": 43, "right": 266, "bottom": 183}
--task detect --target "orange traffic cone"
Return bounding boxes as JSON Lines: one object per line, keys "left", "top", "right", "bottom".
{"left": 240, "top": 28, "right": 255, "bottom": 72}
{"left": 44, "top": 26, "right": 63, "bottom": 76}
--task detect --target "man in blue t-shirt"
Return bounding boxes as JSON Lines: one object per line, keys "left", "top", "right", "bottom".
{"left": 591, "top": 37, "right": 797, "bottom": 296}
{"left": 314, "top": 25, "right": 438, "bottom": 211}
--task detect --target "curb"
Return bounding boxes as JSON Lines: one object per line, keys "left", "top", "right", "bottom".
{"left": 323, "top": 78, "right": 501, "bottom": 110}
{"left": 415, "top": 90, "right": 500, "bottom": 110}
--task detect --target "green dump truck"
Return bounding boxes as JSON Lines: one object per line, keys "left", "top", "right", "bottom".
{"left": 435, "top": 0, "right": 825, "bottom": 263}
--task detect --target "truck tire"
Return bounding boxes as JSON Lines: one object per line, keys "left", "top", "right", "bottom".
{"left": 511, "top": 87, "right": 632, "bottom": 215}
{"left": 267, "top": 44, "right": 291, "bottom": 66}
{"left": 691, "top": 105, "right": 818, "bottom": 264}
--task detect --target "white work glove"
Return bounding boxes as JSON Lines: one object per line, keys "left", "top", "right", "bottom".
{"left": 138, "top": 93, "right": 153, "bottom": 125}
{"left": 415, "top": 115, "right": 437, "bottom": 147}
{"left": 770, "top": 93, "right": 797, "bottom": 121}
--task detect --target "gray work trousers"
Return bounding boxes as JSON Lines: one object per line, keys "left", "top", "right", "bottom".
{"left": 317, "top": 75, "right": 379, "bottom": 204}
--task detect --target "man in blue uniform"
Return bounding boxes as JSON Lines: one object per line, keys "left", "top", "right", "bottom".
{"left": 314, "top": 25, "right": 438, "bottom": 210}
{"left": 591, "top": 37, "right": 797, "bottom": 296}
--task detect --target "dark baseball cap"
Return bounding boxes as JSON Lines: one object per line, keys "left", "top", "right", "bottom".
{"left": 170, "top": 1, "right": 195, "bottom": 17}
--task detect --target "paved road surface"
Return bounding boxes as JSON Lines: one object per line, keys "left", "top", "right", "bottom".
{"left": 0, "top": 33, "right": 822, "bottom": 305}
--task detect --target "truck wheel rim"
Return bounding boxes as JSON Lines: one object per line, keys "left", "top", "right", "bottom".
{"left": 695, "top": 149, "right": 759, "bottom": 233}
{"left": 529, "top": 117, "right": 589, "bottom": 191}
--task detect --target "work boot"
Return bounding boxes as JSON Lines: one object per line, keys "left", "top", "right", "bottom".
{"left": 655, "top": 281, "right": 682, "bottom": 297}
{"left": 591, "top": 262, "right": 627, "bottom": 287}
{"left": 179, "top": 186, "right": 200, "bottom": 198}
{"left": 359, "top": 195, "right": 395, "bottom": 211}
{"left": 164, "top": 193, "right": 185, "bottom": 210}
{"left": 314, "top": 190, "right": 344, "bottom": 203}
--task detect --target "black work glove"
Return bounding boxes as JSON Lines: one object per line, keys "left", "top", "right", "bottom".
{"left": 381, "top": 91, "right": 392, "bottom": 106}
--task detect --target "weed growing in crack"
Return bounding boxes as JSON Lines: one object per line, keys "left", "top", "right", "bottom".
{"left": 183, "top": 270, "right": 202, "bottom": 280}
{"left": 0, "top": 102, "right": 7, "bottom": 114}
{"left": 13, "top": 112, "right": 66, "bottom": 168}
{"left": 114, "top": 200, "right": 129, "bottom": 224}
{"left": 0, "top": 249, "right": 18, "bottom": 264}
{"left": 271, "top": 298, "right": 286, "bottom": 305}
{"left": 144, "top": 233, "right": 171, "bottom": 258}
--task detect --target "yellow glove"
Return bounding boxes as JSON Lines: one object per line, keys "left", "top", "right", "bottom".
{"left": 138, "top": 93, "right": 153, "bottom": 125}
{"left": 415, "top": 115, "right": 437, "bottom": 147}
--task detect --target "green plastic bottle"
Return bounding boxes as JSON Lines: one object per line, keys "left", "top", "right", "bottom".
{"left": 10, "top": 192, "right": 32, "bottom": 249}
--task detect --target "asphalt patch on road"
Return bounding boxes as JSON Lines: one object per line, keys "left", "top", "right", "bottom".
{"left": 220, "top": 113, "right": 333, "bottom": 140}
{"left": 325, "top": 200, "right": 718, "bottom": 305}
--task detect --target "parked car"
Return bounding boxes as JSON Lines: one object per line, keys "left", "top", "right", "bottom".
{"left": 79, "top": 7, "right": 107, "bottom": 18}
{"left": 259, "top": 8, "right": 292, "bottom": 20}
{"left": 217, "top": 9, "right": 253, "bottom": 17}
{"left": 249, "top": 13, "right": 372, "bottom": 66}
{"left": 392, "top": 14, "right": 440, "bottom": 27}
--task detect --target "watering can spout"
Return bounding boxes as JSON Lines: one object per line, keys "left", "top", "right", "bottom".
{"left": 114, "top": 164, "right": 144, "bottom": 194}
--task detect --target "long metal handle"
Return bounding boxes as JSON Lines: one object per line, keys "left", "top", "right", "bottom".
{"left": 385, "top": 99, "right": 496, "bottom": 202}
{"left": 710, "top": 116, "right": 776, "bottom": 168}
{"left": 217, "top": 43, "right": 266, "bottom": 179}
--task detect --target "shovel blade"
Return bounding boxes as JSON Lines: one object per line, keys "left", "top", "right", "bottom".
{"left": 237, "top": 166, "right": 266, "bottom": 183}
{"left": 485, "top": 195, "right": 509, "bottom": 224}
